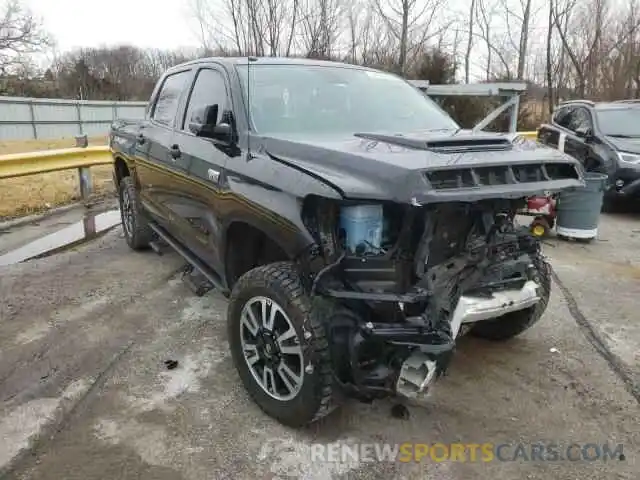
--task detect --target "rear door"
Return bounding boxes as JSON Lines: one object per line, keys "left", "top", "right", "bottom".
{"left": 171, "top": 65, "right": 235, "bottom": 273}
{"left": 136, "top": 68, "right": 193, "bottom": 231}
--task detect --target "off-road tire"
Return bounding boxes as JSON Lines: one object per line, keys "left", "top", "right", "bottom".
{"left": 470, "top": 255, "right": 552, "bottom": 341}
{"left": 227, "top": 262, "right": 339, "bottom": 427}
{"left": 118, "top": 176, "right": 152, "bottom": 250}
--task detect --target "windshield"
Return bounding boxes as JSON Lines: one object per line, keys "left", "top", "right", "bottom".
{"left": 596, "top": 108, "right": 640, "bottom": 137}
{"left": 235, "top": 64, "right": 459, "bottom": 136}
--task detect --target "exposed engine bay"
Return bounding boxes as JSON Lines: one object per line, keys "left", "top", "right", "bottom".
{"left": 300, "top": 196, "right": 549, "bottom": 402}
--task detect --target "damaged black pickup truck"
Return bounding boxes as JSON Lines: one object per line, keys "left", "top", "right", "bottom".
{"left": 109, "top": 57, "right": 585, "bottom": 427}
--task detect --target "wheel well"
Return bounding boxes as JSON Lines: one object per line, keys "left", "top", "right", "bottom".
{"left": 114, "top": 157, "right": 130, "bottom": 185}
{"left": 225, "top": 222, "right": 289, "bottom": 288}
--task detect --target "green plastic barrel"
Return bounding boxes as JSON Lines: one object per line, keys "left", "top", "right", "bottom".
{"left": 556, "top": 172, "right": 608, "bottom": 240}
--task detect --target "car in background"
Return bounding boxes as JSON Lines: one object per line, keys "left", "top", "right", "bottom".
{"left": 537, "top": 99, "right": 640, "bottom": 210}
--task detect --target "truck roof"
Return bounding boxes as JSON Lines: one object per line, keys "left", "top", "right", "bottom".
{"left": 164, "top": 56, "right": 380, "bottom": 74}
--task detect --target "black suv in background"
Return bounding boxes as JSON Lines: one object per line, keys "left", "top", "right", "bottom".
{"left": 538, "top": 99, "right": 640, "bottom": 209}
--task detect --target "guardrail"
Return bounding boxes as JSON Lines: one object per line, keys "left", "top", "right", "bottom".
{"left": 0, "top": 135, "right": 112, "bottom": 202}
{"left": 0, "top": 131, "right": 540, "bottom": 202}
{"left": 518, "top": 131, "right": 537, "bottom": 140}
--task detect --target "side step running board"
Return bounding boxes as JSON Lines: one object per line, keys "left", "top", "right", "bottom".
{"left": 149, "top": 238, "right": 169, "bottom": 255}
{"left": 148, "top": 222, "right": 229, "bottom": 296}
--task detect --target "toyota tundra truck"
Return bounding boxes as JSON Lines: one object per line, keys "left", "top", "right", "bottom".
{"left": 109, "top": 56, "right": 585, "bottom": 427}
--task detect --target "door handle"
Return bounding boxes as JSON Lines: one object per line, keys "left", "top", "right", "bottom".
{"left": 207, "top": 168, "right": 220, "bottom": 182}
{"left": 137, "top": 133, "right": 145, "bottom": 145}
{"left": 169, "top": 144, "right": 181, "bottom": 160}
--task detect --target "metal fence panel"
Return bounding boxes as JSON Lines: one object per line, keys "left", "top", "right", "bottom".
{"left": 3, "top": 102, "right": 32, "bottom": 122}
{"left": 0, "top": 96, "right": 148, "bottom": 141}
{"left": 82, "top": 105, "right": 115, "bottom": 121}
{"left": 34, "top": 103, "right": 77, "bottom": 122}
{"left": 0, "top": 124, "right": 34, "bottom": 141}
{"left": 36, "top": 124, "right": 79, "bottom": 139}
{"left": 83, "top": 123, "right": 114, "bottom": 137}
{"left": 116, "top": 105, "right": 147, "bottom": 118}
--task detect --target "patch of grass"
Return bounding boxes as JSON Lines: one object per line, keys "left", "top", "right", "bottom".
{"left": 0, "top": 136, "right": 115, "bottom": 220}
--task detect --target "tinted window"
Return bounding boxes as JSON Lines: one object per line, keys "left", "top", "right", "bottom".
{"left": 152, "top": 71, "right": 190, "bottom": 126}
{"left": 569, "top": 107, "right": 592, "bottom": 132}
{"left": 235, "top": 64, "right": 459, "bottom": 135}
{"left": 183, "top": 69, "right": 229, "bottom": 131}
{"left": 595, "top": 108, "right": 640, "bottom": 137}
{"left": 553, "top": 106, "right": 574, "bottom": 129}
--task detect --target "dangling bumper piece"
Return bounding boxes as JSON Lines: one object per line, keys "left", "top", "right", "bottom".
{"left": 395, "top": 280, "right": 542, "bottom": 399}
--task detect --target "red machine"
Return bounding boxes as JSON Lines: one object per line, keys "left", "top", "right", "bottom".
{"left": 519, "top": 194, "right": 557, "bottom": 237}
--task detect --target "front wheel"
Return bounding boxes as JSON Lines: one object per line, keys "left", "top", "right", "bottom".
{"left": 470, "top": 256, "right": 551, "bottom": 341}
{"left": 226, "top": 262, "right": 339, "bottom": 427}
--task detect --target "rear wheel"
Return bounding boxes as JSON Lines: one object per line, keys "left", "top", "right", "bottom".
{"left": 227, "top": 262, "right": 339, "bottom": 427}
{"left": 470, "top": 256, "right": 551, "bottom": 341}
{"left": 118, "top": 176, "right": 152, "bottom": 250}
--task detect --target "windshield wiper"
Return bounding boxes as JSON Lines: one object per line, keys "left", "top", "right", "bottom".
{"left": 607, "top": 134, "right": 639, "bottom": 138}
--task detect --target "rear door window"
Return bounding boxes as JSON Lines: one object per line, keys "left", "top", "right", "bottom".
{"left": 151, "top": 70, "right": 191, "bottom": 127}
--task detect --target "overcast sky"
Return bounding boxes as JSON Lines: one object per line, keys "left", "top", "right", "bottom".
{"left": 23, "top": 0, "right": 527, "bottom": 54}
{"left": 20, "top": 0, "right": 553, "bottom": 82}
{"left": 23, "top": 0, "right": 201, "bottom": 52}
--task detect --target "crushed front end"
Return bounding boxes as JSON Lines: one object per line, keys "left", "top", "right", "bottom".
{"left": 299, "top": 153, "right": 584, "bottom": 403}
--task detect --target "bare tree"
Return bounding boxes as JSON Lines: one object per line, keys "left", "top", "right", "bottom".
{"left": 373, "top": 0, "right": 447, "bottom": 75}
{"left": 495, "top": 0, "right": 544, "bottom": 79}
{"left": 464, "top": 0, "right": 477, "bottom": 83}
{"left": 474, "top": 0, "right": 512, "bottom": 79}
{"left": 553, "top": 0, "right": 607, "bottom": 97}
{"left": 11, "top": 0, "right": 640, "bottom": 124}
{"left": 345, "top": 0, "right": 362, "bottom": 63}
{"left": 0, "top": 0, "right": 50, "bottom": 74}
{"left": 190, "top": 0, "right": 302, "bottom": 56}
{"left": 298, "top": 0, "right": 343, "bottom": 58}
{"left": 516, "top": 0, "right": 532, "bottom": 79}
{"left": 546, "top": 0, "right": 554, "bottom": 114}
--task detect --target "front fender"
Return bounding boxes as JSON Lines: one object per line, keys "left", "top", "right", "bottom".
{"left": 221, "top": 175, "right": 316, "bottom": 261}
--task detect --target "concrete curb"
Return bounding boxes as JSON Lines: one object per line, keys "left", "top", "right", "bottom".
{"left": 0, "top": 197, "right": 118, "bottom": 231}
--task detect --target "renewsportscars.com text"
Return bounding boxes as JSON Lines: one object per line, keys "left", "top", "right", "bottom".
{"left": 308, "top": 442, "right": 625, "bottom": 463}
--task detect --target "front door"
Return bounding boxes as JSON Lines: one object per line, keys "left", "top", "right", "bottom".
{"left": 171, "top": 66, "right": 235, "bottom": 274}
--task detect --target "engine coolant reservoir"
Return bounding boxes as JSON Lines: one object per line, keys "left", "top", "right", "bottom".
{"left": 339, "top": 204, "right": 384, "bottom": 255}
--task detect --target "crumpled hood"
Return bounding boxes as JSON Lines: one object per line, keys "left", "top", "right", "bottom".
{"left": 257, "top": 130, "right": 585, "bottom": 204}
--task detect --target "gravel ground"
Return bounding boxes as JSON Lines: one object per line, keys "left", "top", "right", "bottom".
{"left": 0, "top": 206, "right": 638, "bottom": 480}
